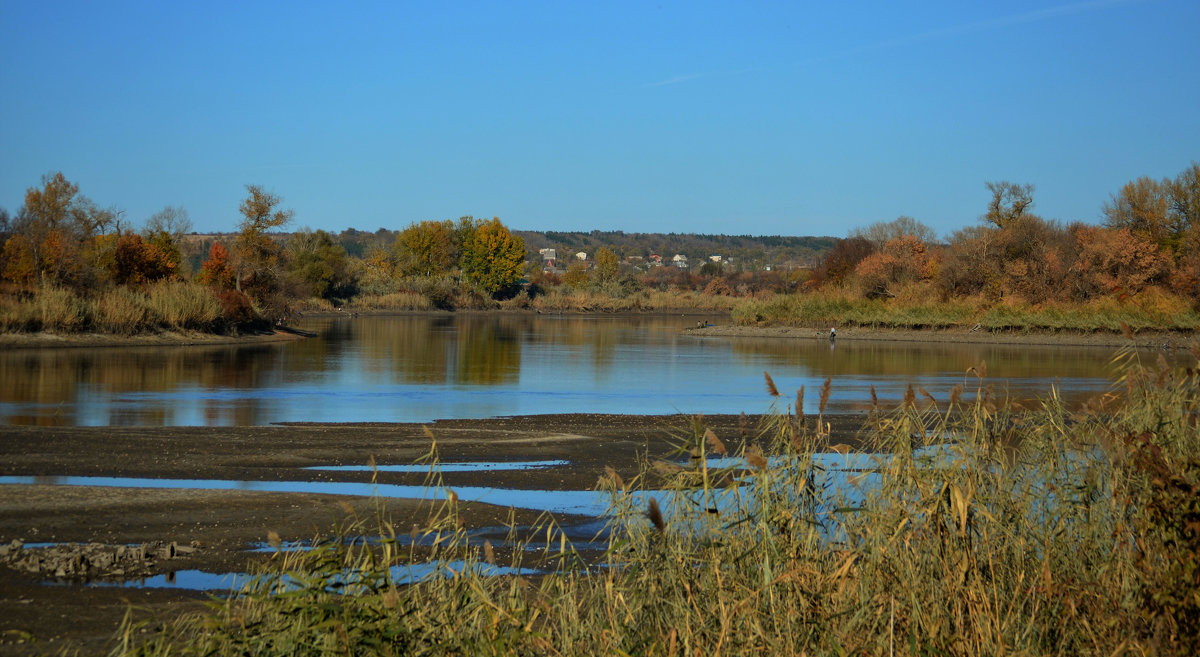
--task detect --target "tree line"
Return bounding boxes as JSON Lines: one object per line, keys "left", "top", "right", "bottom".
{"left": 813, "top": 164, "right": 1199, "bottom": 307}
{"left": 2, "top": 161, "right": 1197, "bottom": 334}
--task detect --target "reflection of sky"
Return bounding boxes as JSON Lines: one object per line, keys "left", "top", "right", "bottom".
{"left": 0, "top": 315, "right": 1180, "bottom": 426}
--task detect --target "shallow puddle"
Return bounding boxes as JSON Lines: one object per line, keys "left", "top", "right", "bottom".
{"left": 55, "top": 560, "right": 540, "bottom": 591}
{"left": 0, "top": 475, "right": 616, "bottom": 516}
{"left": 307, "top": 460, "right": 569, "bottom": 473}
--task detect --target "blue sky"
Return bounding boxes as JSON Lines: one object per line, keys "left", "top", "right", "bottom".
{"left": 1, "top": 1, "right": 1197, "bottom": 238}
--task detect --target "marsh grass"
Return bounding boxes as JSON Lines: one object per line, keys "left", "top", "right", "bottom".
{"left": 116, "top": 344, "right": 1200, "bottom": 656}
{"left": 735, "top": 289, "right": 1200, "bottom": 333}
{"left": 0, "top": 281, "right": 232, "bottom": 334}
{"left": 145, "top": 281, "right": 223, "bottom": 330}
{"left": 529, "top": 288, "right": 738, "bottom": 313}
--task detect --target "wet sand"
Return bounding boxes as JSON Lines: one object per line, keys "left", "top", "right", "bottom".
{"left": 0, "top": 413, "right": 867, "bottom": 655}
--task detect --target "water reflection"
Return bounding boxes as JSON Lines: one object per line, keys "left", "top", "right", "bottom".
{"left": 0, "top": 315, "right": 1182, "bottom": 426}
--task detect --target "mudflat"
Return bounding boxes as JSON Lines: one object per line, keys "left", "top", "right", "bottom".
{"left": 0, "top": 413, "right": 867, "bottom": 655}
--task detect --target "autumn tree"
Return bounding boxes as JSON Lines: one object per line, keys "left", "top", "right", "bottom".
{"left": 1, "top": 172, "right": 117, "bottom": 289}
{"left": 460, "top": 217, "right": 525, "bottom": 295}
{"left": 815, "top": 237, "right": 875, "bottom": 287}
{"left": 197, "top": 242, "right": 236, "bottom": 290}
{"left": 592, "top": 247, "right": 619, "bottom": 284}
{"left": 141, "top": 206, "right": 192, "bottom": 273}
{"left": 233, "top": 185, "right": 293, "bottom": 308}
{"left": 983, "top": 181, "right": 1035, "bottom": 228}
{"left": 107, "top": 232, "right": 177, "bottom": 286}
{"left": 355, "top": 247, "right": 401, "bottom": 295}
{"left": 562, "top": 259, "right": 589, "bottom": 288}
{"left": 1105, "top": 163, "right": 1200, "bottom": 256}
{"left": 849, "top": 216, "right": 938, "bottom": 250}
{"left": 937, "top": 226, "right": 1000, "bottom": 299}
{"left": 394, "top": 220, "right": 457, "bottom": 277}
{"left": 1069, "top": 225, "right": 1170, "bottom": 298}
{"left": 854, "top": 234, "right": 933, "bottom": 298}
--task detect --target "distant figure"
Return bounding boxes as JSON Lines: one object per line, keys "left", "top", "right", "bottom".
{"left": 829, "top": 327, "right": 837, "bottom": 341}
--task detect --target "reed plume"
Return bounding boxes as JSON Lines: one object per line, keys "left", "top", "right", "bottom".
{"left": 646, "top": 498, "right": 666, "bottom": 532}
{"left": 604, "top": 465, "right": 625, "bottom": 491}
{"left": 764, "top": 371, "right": 779, "bottom": 397}
{"left": 704, "top": 428, "right": 727, "bottom": 455}
{"left": 819, "top": 377, "right": 832, "bottom": 416}
{"left": 746, "top": 445, "right": 768, "bottom": 470}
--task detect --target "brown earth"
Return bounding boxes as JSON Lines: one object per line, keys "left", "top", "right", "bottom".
{"left": 0, "top": 413, "right": 868, "bottom": 656}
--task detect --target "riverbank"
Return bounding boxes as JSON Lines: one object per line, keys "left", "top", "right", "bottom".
{"left": 0, "top": 413, "right": 866, "bottom": 655}
{"left": 0, "top": 326, "right": 311, "bottom": 351}
{"left": 688, "top": 322, "right": 1197, "bottom": 349}
{"left": 3, "top": 310, "right": 1195, "bottom": 352}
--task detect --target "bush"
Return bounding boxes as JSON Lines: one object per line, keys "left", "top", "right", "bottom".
{"left": 216, "top": 289, "right": 256, "bottom": 325}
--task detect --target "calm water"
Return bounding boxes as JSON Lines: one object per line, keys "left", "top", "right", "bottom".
{"left": 0, "top": 314, "right": 1165, "bottom": 426}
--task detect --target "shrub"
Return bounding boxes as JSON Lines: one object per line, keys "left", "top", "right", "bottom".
{"left": 216, "top": 289, "right": 256, "bottom": 325}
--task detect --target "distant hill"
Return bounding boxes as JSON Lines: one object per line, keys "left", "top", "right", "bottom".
{"left": 515, "top": 230, "right": 837, "bottom": 270}
{"left": 182, "top": 229, "right": 840, "bottom": 271}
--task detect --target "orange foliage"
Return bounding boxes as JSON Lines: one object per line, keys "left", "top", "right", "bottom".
{"left": 854, "top": 234, "right": 933, "bottom": 297}
{"left": 110, "top": 232, "right": 176, "bottom": 286}
{"left": 1070, "top": 226, "right": 1170, "bottom": 297}
{"left": 2, "top": 235, "right": 36, "bottom": 286}
{"left": 197, "top": 242, "right": 236, "bottom": 290}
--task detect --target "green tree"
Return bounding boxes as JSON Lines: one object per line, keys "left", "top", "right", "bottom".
{"left": 460, "top": 217, "right": 525, "bottom": 295}
{"left": 285, "top": 229, "right": 351, "bottom": 300}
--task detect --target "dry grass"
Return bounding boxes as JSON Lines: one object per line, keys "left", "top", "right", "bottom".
{"left": 348, "top": 292, "right": 434, "bottom": 311}
{"left": 145, "top": 281, "right": 222, "bottom": 330}
{"left": 95, "top": 287, "right": 152, "bottom": 334}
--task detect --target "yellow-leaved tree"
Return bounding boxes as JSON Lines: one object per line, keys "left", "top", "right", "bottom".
{"left": 460, "top": 217, "right": 525, "bottom": 295}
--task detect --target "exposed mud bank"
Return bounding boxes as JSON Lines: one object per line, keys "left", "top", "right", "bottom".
{"left": 0, "top": 413, "right": 866, "bottom": 654}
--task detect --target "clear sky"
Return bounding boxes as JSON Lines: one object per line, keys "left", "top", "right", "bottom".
{"left": 2, "top": 1, "right": 1197, "bottom": 238}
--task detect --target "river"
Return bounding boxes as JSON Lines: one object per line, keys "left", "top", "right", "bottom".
{"left": 0, "top": 314, "right": 1164, "bottom": 426}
